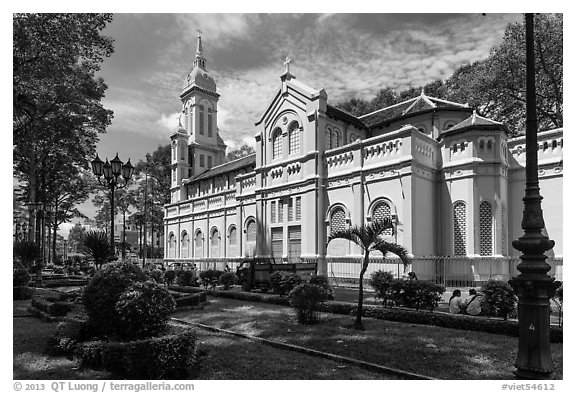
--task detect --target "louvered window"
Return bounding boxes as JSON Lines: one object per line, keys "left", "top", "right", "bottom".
{"left": 501, "top": 206, "right": 506, "bottom": 254}
{"left": 288, "top": 198, "right": 293, "bottom": 221}
{"left": 271, "top": 201, "right": 276, "bottom": 223}
{"left": 246, "top": 221, "right": 256, "bottom": 242}
{"left": 168, "top": 233, "right": 175, "bottom": 258}
{"left": 278, "top": 200, "right": 284, "bottom": 222}
{"left": 288, "top": 226, "right": 301, "bottom": 258}
{"left": 453, "top": 202, "right": 467, "bottom": 256}
{"left": 479, "top": 201, "right": 493, "bottom": 256}
{"left": 207, "top": 108, "right": 213, "bottom": 137}
{"left": 199, "top": 105, "right": 205, "bottom": 135}
{"left": 295, "top": 197, "right": 301, "bottom": 220}
{"left": 271, "top": 228, "right": 283, "bottom": 257}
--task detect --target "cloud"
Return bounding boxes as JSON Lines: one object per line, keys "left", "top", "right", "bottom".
{"left": 157, "top": 112, "right": 181, "bottom": 131}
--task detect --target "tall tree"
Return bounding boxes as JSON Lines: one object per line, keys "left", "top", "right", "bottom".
{"left": 226, "top": 144, "right": 256, "bottom": 162}
{"left": 13, "top": 14, "right": 114, "bottom": 276}
{"left": 67, "top": 222, "right": 87, "bottom": 254}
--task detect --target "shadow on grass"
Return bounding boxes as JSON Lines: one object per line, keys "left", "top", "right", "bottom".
{"left": 174, "top": 298, "right": 563, "bottom": 380}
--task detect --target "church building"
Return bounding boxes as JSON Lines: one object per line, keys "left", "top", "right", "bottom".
{"left": 163, "top": 34, "right": 563, "bottom": 278}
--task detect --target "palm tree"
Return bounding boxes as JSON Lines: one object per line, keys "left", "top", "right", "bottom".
{"left": 328, "top": 218, "right": 410, "bottom": 330}
{"left": 81, "top": 230, "right": 114, "bottom": 269}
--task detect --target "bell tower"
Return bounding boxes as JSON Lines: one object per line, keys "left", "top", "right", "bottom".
{"left": 179, "top": 29, "right": 226, "bottom": 179}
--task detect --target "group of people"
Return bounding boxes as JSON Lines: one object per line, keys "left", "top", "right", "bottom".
{"left": 449, "top": 288, "right": 482, "bottom": 316}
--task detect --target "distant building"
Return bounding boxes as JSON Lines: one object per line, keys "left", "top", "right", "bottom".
{"left": 164, "top": 34, "right": 563, "bottom": 278}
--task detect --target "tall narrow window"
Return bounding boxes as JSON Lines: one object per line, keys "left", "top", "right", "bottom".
{"left": 272, "top": 128, "right": 282, "bottom": 159}
{"left": 246, "top": 220, "right": 257, "bottom": 257}
{"left": 288, "top": 226, "right": 301, "bottom": 259}
{"left": 271, "top": 227, "right": 283, "bottom": 257}
{"left": 271, "top": 201, "right": 276, "bottom": 223}
{"left": 453, "top": 201, "right": 467, "bottom": 256}
{"left": 325, "top": 128, "right": 332, "bottom": 150}
{"left": 229, "top": 226, "right": 238, "bottom": 257}
{"left": 210, "top": 228, "right": 220, "bottom": 258}
{"left": 288, "top": 198, "right": 293, "bottom": 221}
{"left": 207, "top": 156, "right": 212, "bottom": 169}
{"left": 333, "top": 129, "right": 341, "bottom": 148}
{"left": 181, "top": 232, "right": 189, "bottom": 259}
{"left": 200, "top": 155, "right": 205, "bottom": 168}
{"left": 288, "top": 122, "right": 300, "bottom": 155}
{"left": 194, "top": 230, "right": 204, "bottom": 258}
{"left": 295, "top": 197, "right": 301, "bottom": 220}
{"left": 199, "top": 105, "right": 205, "bottom": 135}
{"left": 479, "top": 201, "right": 493, "bottom": 256}
{"left": 278, "top": 199, "right": 284, "bottom": 222}
{"left": 168, "top": 232, "right": 175, "bottom": 258}
{"left": 207, "top": 108, "right": 213, "bottom": 137}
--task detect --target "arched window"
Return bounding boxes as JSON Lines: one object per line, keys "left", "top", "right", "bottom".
{"left": 372, "top": 201, "right": 393, "bottom": 237}
{"left": 325, "top": 128, "right": 332, "bottom": 150}
{"left": 180, "top": 143, "right": 186, "bottom": 161}
{"left": 288, "top": 122, "right": 300, "bottom": 155}
{"left": 207, "top": 108, "right": 213, "bottom": 137}
{"left": 195, "top": 230, "right": 204, "bottom": 258}
{"left": 479, "top": 201, "right": 493, "bottom": 256}
{"left": 479, "top": 139, "right": 485, "bottom": 151}
{"left": 272, "top": 128, "right": 282, "bottom": 159}
{"left": 181, "top": 231, "right": 189, "bottom": 259}
{"left": 327, "top": 206, "right": 349, "bottom": 256}
{"left": 210, "top": 228, "right": 220, "bottom": 258}
{"left": 199, "top": 105, "right": 205, "bottom": 135}
{"left": 332, "top": 129, "right": 341, "bottom": 148}
{"left": 168, "top": 232, "right": 175, "bottom": 259}
{"left": 453, "top": 201, "right": 467, "bottom": 256}
{"left": 228, "top": 225, "right": 238, "bottom": 257}
{"left": 486, "top": 139, "right": 493, "bottom": 151}
{"left": 245, "top": 219, "right": 257, "bottom": 257}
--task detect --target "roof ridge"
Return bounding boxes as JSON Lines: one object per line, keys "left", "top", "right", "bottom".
{"left": 359, "top": 96, "right": 418, "bottom": 119}
{"left": 427, "top": 96, "right": 469, "bottom": 108}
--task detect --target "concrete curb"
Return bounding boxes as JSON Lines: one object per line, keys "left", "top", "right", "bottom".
{"left": 171, "top": 317, "right": 435, "bottom": 380}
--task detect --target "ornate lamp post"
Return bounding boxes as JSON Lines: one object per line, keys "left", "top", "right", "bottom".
{"left": 509, "top": 13, "right": 557, "bottom": 379}
{"left": 91, "top": 153, "right": 134, "bottom": 256}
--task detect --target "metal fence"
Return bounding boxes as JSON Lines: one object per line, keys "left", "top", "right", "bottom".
{"left": 161, "top": 255, "right": 563, "bottom": 288}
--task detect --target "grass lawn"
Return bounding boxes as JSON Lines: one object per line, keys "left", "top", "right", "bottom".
{"left": 173, "top": 297, "right": 563, "bottom": 380}
{"left": 13, "top": 301, "right": 395, "bottom": 380}
{"left": 13, "top": 316, "right": 112, "bottom": 380}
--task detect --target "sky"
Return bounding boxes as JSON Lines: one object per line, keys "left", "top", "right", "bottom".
{"left": 8, "top": 7, "right": 564, "bottom": 237}
{"left": 68, "top": 12, "right": 526, "bottom": 234}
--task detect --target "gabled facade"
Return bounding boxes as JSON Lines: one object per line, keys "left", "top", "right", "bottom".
{"left": 164, "top": 38, "right": 563, "bottom": 275}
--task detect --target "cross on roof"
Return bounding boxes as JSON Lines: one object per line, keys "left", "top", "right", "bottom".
{"left": 197, "top": 28, "right": 202, "bottom": 37}
{"left": 284, "top": 56, "right": 292, "bottom": 74}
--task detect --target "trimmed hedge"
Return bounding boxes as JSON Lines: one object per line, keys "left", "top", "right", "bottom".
{"left": 167, "top": 286, "right": 207, "bottom": 303}
{"left": 75, "top": 328, "right": 197, "bottom": 379}
{"left": 31, "top": 296, "right": 74, "bottom": 317}
{"left": 173, "top": 294, "right": 201, "bottom": 308}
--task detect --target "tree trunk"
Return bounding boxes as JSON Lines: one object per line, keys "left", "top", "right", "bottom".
{"left": 354, "top": 252, "right": 370, "bottom": 330}
{"left": 52, "top": 203, "right": 58, "bottom": 264}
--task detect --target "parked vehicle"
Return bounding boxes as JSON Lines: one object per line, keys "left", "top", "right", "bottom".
{"left": 168, "top": 262, "right": 194, "bottom": 270}
{"left": 236, "top": 258, "right": 317, "bottom": 292}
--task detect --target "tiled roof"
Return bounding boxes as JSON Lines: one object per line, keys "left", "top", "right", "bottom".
{"left": 442, "top": 111, "right": 506, "bottom": 137}
{"left": 326, "top": 105, "right": 368, "bottom": 130}
{"left": 359, "top": 94, "right": 470, "bottom": 129}
{"left": 185, "top": 153, "right": 256, "bottom": 183}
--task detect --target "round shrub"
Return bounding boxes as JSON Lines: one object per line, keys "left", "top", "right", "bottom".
{"left": 218, "top": 271, "right": 237, "bottom": 290}
{"left": 270, "top": 272, "right": 302, "bottom": 296}
{"left": 164, "top": 270, "right": 176, "bottom": 285}
{"left": 148, "top": 269, "right": 164, "bottom": 284}
{"left": 369, "top": 270, "right": 395, "bottom": 307}
{"left": 481, "top": 279, "right": 517, "bottom": 320}
{"left": 289, "top": 283, "right": 331, "bottom": 324}
{"left": 199, "top": 269, "right": 223, "bottom": 289}
{"left": 13, "top": 267, "right": 31, "bottom": 287}
{"left": 309, "top": 274, "right": 334, "bottom": 300}
{"left": 82, "top": 262, "right": 148, "bottom": 337}
{"left": 390, "top": 279, "right": 445, "bottom": 311}
{"left": 115, "top": 281, "right": 176, "bottom": 340}
{"left": 177, "top": 270, "right": 198, "bottom": 287}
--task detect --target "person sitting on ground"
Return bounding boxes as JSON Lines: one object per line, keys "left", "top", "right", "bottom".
{"left": 463, "top": 288, "right": 482, "bottom": 316}
{"left": 449, "top": 289, "right": 464, "bottom": 314}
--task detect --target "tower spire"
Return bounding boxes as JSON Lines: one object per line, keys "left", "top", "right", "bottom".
{"left": 193, "top": 28, "right": 206, "bottom": 70}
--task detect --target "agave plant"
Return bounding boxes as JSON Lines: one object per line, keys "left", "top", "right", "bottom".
{"left": 81, "top": 230, "right": 114, "bottom": 269}
{"left": 328, "top": 218, "right": 410, "bottom": 330}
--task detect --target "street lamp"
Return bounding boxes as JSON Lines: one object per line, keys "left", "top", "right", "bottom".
{"left": 91, "top": 153, "right": 134, "bottom": 256}
{"left": 509, "top": 13, "right": 557, "bottom": 379}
